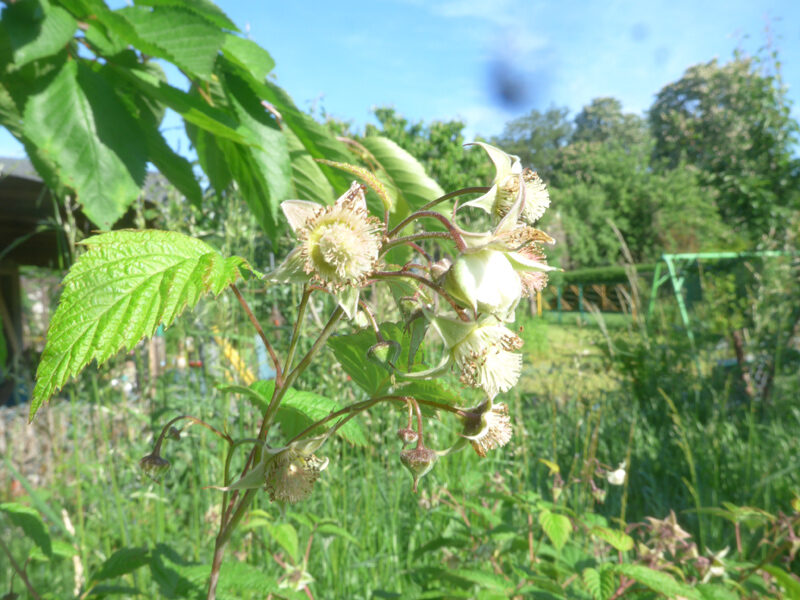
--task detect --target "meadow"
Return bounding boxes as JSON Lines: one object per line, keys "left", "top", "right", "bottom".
{"left": 3, "top": 255, "right": 799, "bottom": 598}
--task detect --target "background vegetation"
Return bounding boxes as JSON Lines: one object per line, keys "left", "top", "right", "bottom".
{"left": 1, "top": 0, "right": 799, "bottom": 598}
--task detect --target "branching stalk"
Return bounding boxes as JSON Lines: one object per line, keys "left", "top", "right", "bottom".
{"left": 0, "top": 537, "right": 41, "bottom": 600}
{"left": 231, "top": 284, "right": 283, "bottom": 386}
{"left": 418, "top": 186, "right": 490, "bottom": 211}
{"left": 373, "top": 271, "right": 470, "bottom": 321}
{"left": 208, "top": 305, "right": 345, "bottom": 600}
{"left": 386, "top": 211, "right": 467, "bottom": 251}
{"left": 380, "top": 231, "right": 453, "bottom": 255}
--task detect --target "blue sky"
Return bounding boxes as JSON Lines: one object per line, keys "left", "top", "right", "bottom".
{"left": 2, "top": 0, "right": 799, "bottom": 158}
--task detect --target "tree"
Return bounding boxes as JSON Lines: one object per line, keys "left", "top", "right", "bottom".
{"left": 649, "top": 54, "right": 800, "bottom": 239}
{"left": 492, "top": 106, "right": 573, "bottom": 178}
{"left": 573, "top": 97, "right": 647, "bottom": 147}
{"left": 0, "top": 0, "right": 358, "bottom": 242}
{"left": 549, "top": 137, "right": 728, "bottom": 267}
{"left": 364, "top": 107, "right": 493, "bottom": 193}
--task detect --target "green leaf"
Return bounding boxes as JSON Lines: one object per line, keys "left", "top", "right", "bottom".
{"left": 582, "top": 567, "right": 615, "bottom": 600}
{"left": 256, "top": 81, "right": 355, "bottom": 193}
{"left": 247, "top": 381, "right": 368, "bottom": 447}
{"left": 91, "top": 547, "right": 150, "bottom": 582}
{"left": 591, "top": 526, "right": 634, "bottom": 552}
{"left": 327, "top": 328, "right": 390, "bottom": 396}
{"left": 83, "top": 20, "right": 128, "bottom": 56}
{"left": 614, "top": 564, "right": 701, "bottom": 599}
{"left": 0, "top": 502, "right": 52, "bottom": 558}
{"left": 762, "top": 565, "right": 800, "bottom": 599}
{"left": 392, "top": 380, "right": 464, "bottom": 408}
{"left": 133, "top": 0, "right": 237, "bottom": 31}
{"left": 268, "top": 522, "right": 299, "bottom": 563}
{"left": 696, "top": 584, "right": 740, "bottom": 600}
{"left": 450, "top": 569, "right": 510, "bottom": 592}
{"left": 150, "top": 543, "right": 277, "bottom": 599}
{"left": 142, "top": 123, "right": 203, "bottom": 207}
{"left": 22, "top": 60, "right": 147, "bottom": 228}
{"left": 85, "top": 584, "right": 143, "bottom": 598}
{"left": 28, "top": 538, "right": 76, "bottom": 562}
{"left": 118, "top": 6, "right": 225, "bottom": 79}
{"left": 221, "top": 34, "right": 274, "bottom": 83}
{"left": 314, "top": 522, "right": 359, "bottom": 546}
{"left": 222, "top": 69, "right": 291, "bottom": 239}
{"left": 185, "top": 122, "right": 233, "bottom": 194}
{"left": 360, "top": 135, "right": 445, "bottom": 213}
{"left": 285, "top": 127, "right": 335, "bottom": 205}
{"left": 538, "top": 509, "right": 571, "bottom": 550}
{"left": 31, "top": 230, "right": 249, "bottom": 419}
{"left": 412, "top": 535, "right": 469, "bottom": 560}
{"left": 3, "top": 0, "right": 76, "bottom": 67}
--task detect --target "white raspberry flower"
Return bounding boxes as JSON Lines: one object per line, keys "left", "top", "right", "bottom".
{"left": 453, "top": 323, "right": 522, "bottom": 397}
{"left": 429, "top": 315, "right": 523, "bottom": 399}
{"left": 265, "top": 449, "right": 329, "bottom": 504}
{"left": 607, "top": 465, "right": 626, "bottom": 486}
{"left": 463, "top": 142, "right": 550, "bottom": 225}
{"left": 461, "top": 401, "right": 513, "bottom": 457}
{"left": 270, "top": 182, "right": 382, "bottom": 317}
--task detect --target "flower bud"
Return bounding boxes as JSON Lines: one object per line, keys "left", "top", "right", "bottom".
{"left": 139, "top": 453, "right": 170, "bottom": 482}
{"left": 444, "top": 249, "right": 521, "bottom": 319}
{"left": 396, "top": 427, "right": 419, "bottom": 446}
{"left": 430, "top": 258, "right": 452, "bottom": 280}
{"left": 552, "top": 474, "right": 564, "bottom": 503}
{"left": 367, "top": 340, "right": 402, "bottom": 372}
{"left": 399, "top": 446, "right": 438, "bottom": 493}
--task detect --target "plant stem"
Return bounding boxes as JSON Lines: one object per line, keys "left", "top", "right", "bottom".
{"left": 380, "top": 232, "right": 453, "bottom": 255}
{"left": 0, "top": 537, "right": 41, "bottom": 600}
{"left": 418, "top": 186, "right": 490, "bottom": 211}
{"left": 208, "top": 306, "right": 345, "bottom": 600}
{"left": 286, "top": 394, "right": 464, "bottom": 445}
{"left": 372, "top": 271, "right": 470, "bottom": 321}
{"left": 284, "top": 286, "right": 311, "bottom": 374}
{"left": 386, "top": 211, "right": 467, "bottom": 251}
{"left": 358, "top": 300, "right": 382, "bottom": 338}
{"left": 231, "top": 284, "right": 283, "bottom": 386}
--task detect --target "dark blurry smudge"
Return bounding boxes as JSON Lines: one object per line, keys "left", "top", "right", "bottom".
{"left": 487, "top": 58, "right": 553, "bottom": 109}
{"left": 489, "top": 59, "right": 528, "bottom": 107}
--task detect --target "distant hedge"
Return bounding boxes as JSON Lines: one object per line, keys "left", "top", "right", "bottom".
{"left": 549, "top": 263, "right": 657, "bottom": 286}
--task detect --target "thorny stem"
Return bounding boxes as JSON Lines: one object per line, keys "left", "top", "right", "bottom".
{"left": 208, "top": 306, "right": 345, "bottom": 600}
{"left": 418, "top": 186, "right": 490, "bottom": 211}
{"left": 386, "top": 211, "right": 467, "bottom": 252}
{"left": 380, "top": 231, "right": 453, "bottom": 255}
{"left": 609, "top": 576, "right": 635, "bottom": 600}
{"left": 231, "top": 284, "right": 283, "bottom": 386}
{"left": 0, "top": 537, "right": 41, "bottom": 600}
{"left": 406, "top": 242, "right": 433, "bottom": 264}
{"left": 409, "top": 397, "right": 425, "bottom": 446}
{"left": 152, "top": 415, "right": 232, "bottom": 456}
{"left": 284, "top": 286, "right": 312, "bottom": 374}
{"left": 358, "top": 300, "right": 382, "bottom": 338}
{"left": 373, "top": 270, "right": 470, "bottom": 321}
{"left": 286, "top": 394, "right": 465, "bottom": 446}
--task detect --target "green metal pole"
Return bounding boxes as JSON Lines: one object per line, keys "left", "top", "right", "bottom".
{"left": 647, "top": 260, "right": 663, "bottom": 318}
